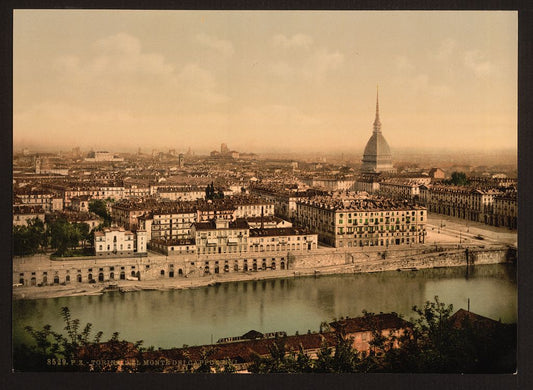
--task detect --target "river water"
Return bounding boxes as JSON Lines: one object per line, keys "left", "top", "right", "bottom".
{"left": 13, "top": 264, "right": 517, "bottom": 349}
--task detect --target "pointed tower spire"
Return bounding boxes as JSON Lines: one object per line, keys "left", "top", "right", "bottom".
{"left": 373, "top": 85, "right": 382, "bottom": 133}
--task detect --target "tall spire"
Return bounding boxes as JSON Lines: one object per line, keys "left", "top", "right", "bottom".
{"left": 373, "top": 85, "right": 382, "bottom": 133}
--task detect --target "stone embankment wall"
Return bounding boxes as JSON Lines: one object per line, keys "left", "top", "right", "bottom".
{"left": 291, "top": 246, "right": 512, "bottom": 274}
{"left": 13, "top": 244, "right": 513, "bottom": 287}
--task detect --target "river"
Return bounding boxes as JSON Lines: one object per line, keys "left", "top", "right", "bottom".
{"left": 13, "top": 263, "right": 517, "bottom": 349}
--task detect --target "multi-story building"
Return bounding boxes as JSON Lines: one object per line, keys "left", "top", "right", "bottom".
{"left": 192, "top": 219, "right": 250, "bottom": 255}
{"left": 156, "top": 186, "right": 205, "bottom": 201}
{"left": 295, "top": 195, "right": 426, "bottom": 248}
{"left": 250, "top": 185, "right": 324, "bottom": 221}
{"left": 378, "top": 178, "right": 428, "bottom": 200}
{"left": 419, "top": 185, "right": 505, "bottom": 226}
{"left": 248, "top": 227, "right": 318, "bottom": 253}
{"left": 70, "top": 195, "right": 91, "bottom": 212}
{"left": 94, "top": 227, "right": 147, "bottom": 257}
{"left": 13, "top": 205, "right": 46, "bottom": 226}
{"left": 353, "top": 174, "right": 381, "bottom": 194}
{"left": 84, "top": 151, "right": 124, "bottom": 162}
{"left": 491, "top": 191, "right": 517, "bottom": 229}
{"left": 111, "top": 198, "right": 161, "bottom": 230}
{"left": 140, "top": 204, "right": 197, "bottom": 242}
{"left": 14, "top": 189, "right": 64, "bottom": 212}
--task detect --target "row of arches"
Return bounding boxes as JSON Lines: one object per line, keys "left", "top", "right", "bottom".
{"left": 201, "top": 259, "right": 286, "bottom": 275}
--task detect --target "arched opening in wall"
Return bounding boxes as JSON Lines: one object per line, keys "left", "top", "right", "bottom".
{"left": 66, "top": 275, "right": 70, "bottom": 283}
{"left": 252, "top": 262, "right": 258, "bottom": 271}
{"left": 53, "top": 276, "right": 59, "bottom": 284}
{"left": 77, "top": 274, "right": 82, "bottom": 282}
{"left": 136, "top": 271, "right": 141, "bottom": 280}
{"left": 204, "top": 266, "right": 210, "bottom": 274}
{"left": 110, "top": 272, "right": 114, "bottom": 280}
{"left": 31, "top": 277, "right": 36, "bottom": 286}
{"left": 42, "top": 275, "right": 48, "bottom": 285}
{"left": 98, "top": 273, "right": 104, "bottom": 282}
{"left": 243, "top": 263, "right": 248, "bottom": 272}
{"left": 214, "top": 266, "right": 219, "bottom": 274}
{"left": 19, "top": 278, "right": 24, "bottom": 285}
{"left": 131, "top": 271, "right": 136, "bottom": 277}
{"left": 262, "top": 260, "right": 266, "bottom": 270}
{"left": 160, "top": 270, "right": 165, "bottom": 276}
{"left": 120, "top": 272, "right": 125, "bottom": 280}
{"left": 178, "top": 269, "right": 183, "bottom": 276}
{"left": 271, "top": 260, "right": 276, "bottom": 270}
{"left": 169, "top": 271, "right": 174, "bottom": 278}
{"left": 281, "top": 261, "right": 285, "bottom": 270}
{"left": 234, "top": 262, "right": 239, "bottom": 272}
{"left": 88, "top": 274, "right": 93, "bottom": 281}
{"left": 308, "top": 242, "right": 312, "bottom": 250}
{"left": 224, "top": 264, "right": 229, "bottom": 272}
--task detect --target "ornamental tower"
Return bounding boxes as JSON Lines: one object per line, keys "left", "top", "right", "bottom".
{"left": 361, "top": 87, "right": 395, "bottom": 173}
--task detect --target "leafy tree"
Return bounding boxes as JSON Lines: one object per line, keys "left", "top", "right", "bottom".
{"left": 13, "top": 218, "right": 47, "bottom": 256}
{"left": 48, "top": 218, "right": 81, "bottom": 256}
{"left": 448, "top": 172, "right": 469, "bottom": 186}
{"left": 89, "top": 199, "right": 111, "bottom": 226}
{"left": 74, "top": 223, "right": 90, "bottom": 248}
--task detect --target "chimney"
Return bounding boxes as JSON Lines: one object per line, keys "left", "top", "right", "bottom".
{"left": 260, "top": 206, "right": 264, "bottom": 229}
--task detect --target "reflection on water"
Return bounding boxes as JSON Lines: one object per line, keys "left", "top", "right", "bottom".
{"left": 13, "top": 264, "right": 517, "bottom": 349}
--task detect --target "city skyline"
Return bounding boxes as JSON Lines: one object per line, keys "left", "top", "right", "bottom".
{"left": 14, "top": 10, "right": 517, "bottom": 153}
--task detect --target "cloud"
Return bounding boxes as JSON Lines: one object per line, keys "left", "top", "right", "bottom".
{"left": 464, "top": 50, "right": 495, "bottom": 78}
{"left": 52, "top": 32, "right": 227, "bottom": 106}
{"left": 93, "top": 32, "right": 142, "bottom": 55}
{"left": 196, "top": 33, "right": 235, "bottom": 56}
{"left": 56, "top": 32, "right": 174, "bottom": 79}
{"left": 433, "top": 38, "right": 456, "bottom": 61}
{"left": 303, "top": 49, "right": 344, "bottom": 82}
{"left": 272, "top": 33, "right": 313, "bottom": 49}
{"left": 176, "top": 64, "right": 228, "bottom": 103}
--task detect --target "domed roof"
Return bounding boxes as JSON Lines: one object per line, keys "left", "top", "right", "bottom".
{"left": 360, "top": 88, "right": 394, "bottom": 173}
{"left": 363, "top": 132, "right": 391, "bottom": 160}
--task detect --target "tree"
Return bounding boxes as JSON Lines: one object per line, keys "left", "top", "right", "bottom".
{"left": 89, "top": 199, "right": 111, "bottom": 226}
{"left": 449, "top": 172, "right": 469, "bottom": 186}
{"left": 13, "top": 218, "right": 47, "bottom": 256}
{"left": 48, "top": 218, "right": 82, "bottom": 256}
{"left": 74, "top": 223, "right": 90, "bottom": 248}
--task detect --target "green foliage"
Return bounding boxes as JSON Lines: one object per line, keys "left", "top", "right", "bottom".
{"left": 88, "top": 199, "right": 112, "bottom": 226}
{"left": 13, "top": 300, "right": 516, "bottom": 373}
{"left": 13, "top": 218, "right": 47, "bottom": 256}
{"left": 447, "top": 171, "right": 469, "bottom": 186}
{"left": 47, "top": 218, "right": 85, "bottom": 256}
{"left": 205, "top": 182, "right": 224, "bottom": 201}
{"left": 14, "top": 307, "right": 143, "bottom": 372}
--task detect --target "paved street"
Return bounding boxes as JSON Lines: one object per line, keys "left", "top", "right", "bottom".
{"left": 426, "top": 213, "right": 517, "bottom": 247}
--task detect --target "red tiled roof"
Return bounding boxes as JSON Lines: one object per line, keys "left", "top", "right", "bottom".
{"left": 449, "top": 309, "right": 504, "bottom": 330}
{"left": 329, "top": 313, "right": 411, "bottom": 334}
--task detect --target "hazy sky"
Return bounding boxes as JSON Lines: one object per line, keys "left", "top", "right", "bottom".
{"left": 13, "top": 10, "right": 517, "bottom": 154}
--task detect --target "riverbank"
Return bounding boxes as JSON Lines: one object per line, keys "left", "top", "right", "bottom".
{"left": 12, "top": 244, "right": 514, "bottom": 300}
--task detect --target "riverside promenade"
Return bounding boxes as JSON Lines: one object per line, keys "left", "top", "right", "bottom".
{"left": 13, "top": 213, "right": 516, "bottom": 300}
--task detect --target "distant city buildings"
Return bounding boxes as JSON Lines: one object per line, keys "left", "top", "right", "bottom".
{"left": 12, "top": 128, "right": 517, "bottom": 281}
{"left": 84, "top": 151, "right": 124, "bottom": 162}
